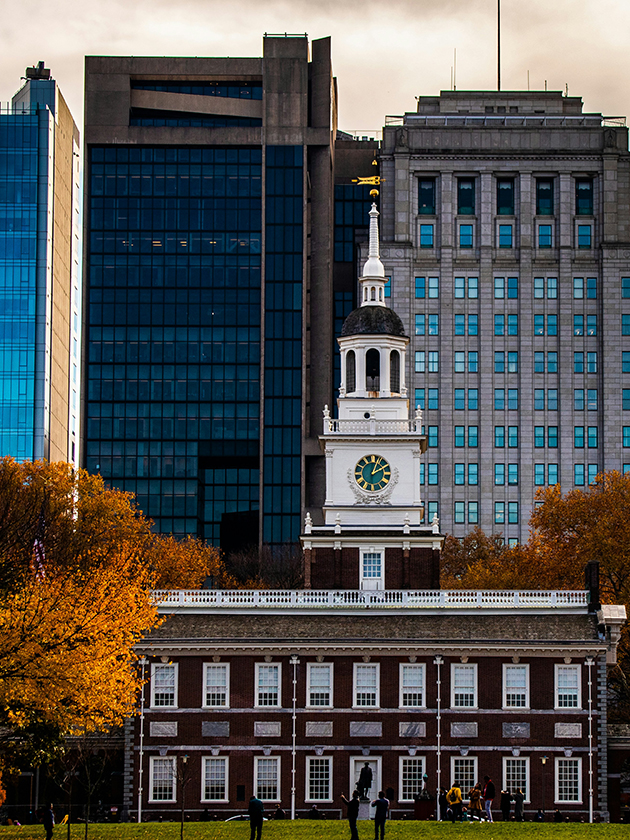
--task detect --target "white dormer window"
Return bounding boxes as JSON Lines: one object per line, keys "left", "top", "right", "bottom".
{"left": 360, "top": 549, "right": 384, "bottom": 590}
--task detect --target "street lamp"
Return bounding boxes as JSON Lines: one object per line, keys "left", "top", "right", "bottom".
{"left": 541, "top": 756, "right": 548, "bottom": 820}
{"left": 137, "top": 656, "right": 148, "bottom": 824}
{"left": 179, "top": 755, "right": 189, "bottom": 840}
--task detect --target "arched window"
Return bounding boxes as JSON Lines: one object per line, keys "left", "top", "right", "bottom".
{"left": 371, "top": 287, "right": 376, "bottom": 300}
{"left": 379, "top": 288, "right": 383, "bottom": 300}
{"left": 390, "top": 350, "right": 400, "bottom": 393}
{"left": 363, "top": 287, "right": 368, "bottom": 301}
{"left": 366, "top": 348, "right": 380, "bottom": 392}
{"left": 346, "top": 350, "right": 356, "bottom": 393}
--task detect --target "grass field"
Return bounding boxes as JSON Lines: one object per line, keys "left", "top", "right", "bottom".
{"left": 0, "top": 823, "right": 628, "bottom": 840}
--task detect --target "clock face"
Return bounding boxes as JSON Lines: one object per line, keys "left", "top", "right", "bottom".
{"left": 354, "top": 454, "right": 391, "bottom": 492}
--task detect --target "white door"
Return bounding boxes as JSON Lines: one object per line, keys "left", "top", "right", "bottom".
{"left": 350, "top": 756, "right": 381, "bottom": 799}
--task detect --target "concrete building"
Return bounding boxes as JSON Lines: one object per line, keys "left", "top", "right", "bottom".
{"left": 379, "top": 90, "right": 630, "bottom": 541}
{"left": 82, "top": 35, "right": 376, "bottom": 546}
{"left": 0, "top": 63, "right": 81, "bottom": 464}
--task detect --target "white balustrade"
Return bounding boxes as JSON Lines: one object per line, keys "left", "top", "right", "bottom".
{"left": 153, "top": 588, "right": 588, "bottom": 610}
{"left": 323, "top": 418, "right": 424, "bottom": 435}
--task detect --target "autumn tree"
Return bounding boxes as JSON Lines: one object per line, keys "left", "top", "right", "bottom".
{"left": 0, "top": 457, "right": 234, "bottom": 789}
{"left": 225, "top": 542, "right": 304, "bottom": 589}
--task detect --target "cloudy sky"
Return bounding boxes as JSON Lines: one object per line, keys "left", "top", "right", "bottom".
{"left": 1, "top": 0, "right": 629, "bottom": 132}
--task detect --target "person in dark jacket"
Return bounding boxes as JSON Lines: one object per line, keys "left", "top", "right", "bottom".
{"left": 513, "top": 788, "right": 525, "bottom": 822}
{"left": 273, "top": 804, "right": 286, "bottom": 820}
{"left": 482, "top": 776, "right": 495, "bottom": 823}
{"left": 371, "top": 791, "right": 389, "bottom": 840}
{"left": 438, "top": 788, "right": 448, "bottom": 822}
{"left": 500, "top": 789, "right": 512, "bottom": 821}
{"left": 248, "top": 795, "right": 265, "bottom": 840}
{"left": 341, "top": 791, "right": 360, "bottom": 840}
{"left": 41, "top": 805, "right": 55, "bottom": 840}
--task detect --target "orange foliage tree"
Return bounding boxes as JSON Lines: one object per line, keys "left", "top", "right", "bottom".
{"left": 0, "top": 457, "right": 233, "bottom": 781}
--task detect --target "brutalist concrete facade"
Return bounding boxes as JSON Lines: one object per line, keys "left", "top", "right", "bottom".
{"left": 379, "top": 91, "right": 630, "bottom": 541}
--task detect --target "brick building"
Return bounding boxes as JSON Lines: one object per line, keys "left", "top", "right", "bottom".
{"left": 128, "top": 207, "right": 626, "bottom": 822}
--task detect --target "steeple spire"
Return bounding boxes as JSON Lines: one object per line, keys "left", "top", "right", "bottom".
{"left": 359, "top": 203, "right": 387, "bottom": 307}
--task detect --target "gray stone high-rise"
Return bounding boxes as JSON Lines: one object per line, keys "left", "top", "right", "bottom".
{"left": 379, "top": 91, "right": 630, "bottom": 541}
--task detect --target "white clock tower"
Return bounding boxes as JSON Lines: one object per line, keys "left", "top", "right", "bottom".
{"left": 302, "top": 202, "right": 443, "bottom": 591}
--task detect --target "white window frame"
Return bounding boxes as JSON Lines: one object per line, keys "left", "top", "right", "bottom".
{"left": 149, "top": 756, "right": 176, "bottom": 803}
{"left": 255, "top": 662, "right": 282, "bottom": 708}
{"left": 554, "top": 663, "right": 581, "bottom": 710}
{"left": 353, "top": 662, "right": 380, "bottom": 709}
{"left": 555, "top": 757, "right": 582, "bottom": 804}
{"left": 451, "top": 663, "right": 478, "bottom": 709}
{"left": 503, "top": 756, "right": 530, "bottom": 803}
{"left": 254, "top": 756, "right": 280, "bottom": 802}
{"left": 450, "top": 756, "right": 478, "bottom": 793}
{"left": 399, "top": 663, "right": 426, "bottom": 709}
{"left": 305, "top": 756, "right": 333, "bottom": 802}
{"left": 201, "top": 756, "right": 229, "bottom": 803}
{"left": 359, "top": 547, "right": 385, "bottom": 591}
{"left": 306, "top": 662, "right": 333, "bottom": 709}
{"left": 202, "top": 662, "right": 230, "bottom": 709}
{"left": 150, "top": 662, "right": 178, "bottom": 709}
{"left": 502, "top": 663, "right": 530, "bottom": 710}
{"left": 398, "top": 755, "right": 426, "bottom": 802}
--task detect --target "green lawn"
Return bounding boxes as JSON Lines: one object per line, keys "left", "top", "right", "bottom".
{"left": 1, "top": 824, "right": 629, "bottom": 840}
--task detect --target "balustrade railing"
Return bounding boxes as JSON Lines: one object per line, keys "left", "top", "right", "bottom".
{"left": 154, "top": 588, "right": 588, "bottom": 610}
{"left": 324, "top": 418, "right": 423, "bottom": 435}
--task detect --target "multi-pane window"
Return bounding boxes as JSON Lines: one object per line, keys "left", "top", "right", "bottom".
{"left": 468, "top": 502, "right": 479, "bottom": 524}
{"left": 508, "top": 426, "right": 518, "bottom": 447}
{"left": 587, "top": 277, "right": 596, "bottom": 298}
{"left": 573, "top": 277, "right": 584, "bottom": 299}
{"left": 255, "top": 757, "right": 280, "bottom": 801}
{"left": 307, "top": 663, "right": 333, "bottom": 707}
{"left": 507, "top": 277, "right": 518, "bottom": 298}
{"left": 428, "top": 389, "right": 439, "bottom": 410}
{"left": 504, "top": 758, "right": 529, "bottom": 803}
{"left": 467, "top": 352, "right": 477, "bottom": 373}
{"left": 624, "top": 390, "right": 630, "bottom": 411}
{"left": 454, "top": 314, "right": 465, "bottom": 335}
{"left": 548, "top": 464, "right": 558, "bottom": 485}
{"left": 623, "top": 314, "right": 630, "bottom": 336}
{"left": 204, "top": 664, "right": 229, "bottom": 707}
{"left": 458, "top": 179, "right": 475, "bottom": 215}
{"left": 495, "top": 426, "right": 505, "bottom": 447}
{"left": 429, "top": 352, "right": 439, "bottom": 372}
{"left": 454, "top": 352, "right": 465, "bottom": 373}
{"left": 452, "top": 758, "right": 477, "bottom": 794}
{"left": 420, "top": 224, "right": 434, "bottom": 248}
{"left": 202, "top": 757, "right": 228, "bottom": 801}
{"left": 574, "top": 389, "right": 585, "bottom": 411}
{"left": 415, "top": 352, "right": 425, "bottom": 373}
{"left": 400, "top": 757, "right": 426, "bottom": 802}
{"left": 152, "top": 664, "right": 178, "bottom": 708}
{"left": 452, "top": 663, "right": 477, "bottom": 708}
{"left": 419, "top": 463, "right": 425, "bottom": 485}
{"left": 588, "top": 427, "right": 598, "bottom": 448}
{"left": 495, "top": 352, "right": 505, "bottom": 373}
{"left": 428, "top": 277, "right": 439, "bottom": 298}
{"left": 354, "top": 663, "right": 379, "bottom": 707}
{"left": 256, "top": 663, "right": 281, "bottom": 707}
{"left": 503, "top": 664, "right": 529, "bottom": 708}
{"left": 548, "top": 277, "right": 558, "bottom": 298}
{"left": 454, "top": 501, "right": 465, "bottom": 524}
{"left": 624, "top": 352, "right": 630, "bottom": 373}
{"left": 428, "top": 426, "right": 438, "bottom": 447}
{"left": 415, "top": 389, "right": 425, "bottom": 410}
{"left": 400, "top": 664, "right": 426, "bottom": 708}
{"left": 548, "top": 389, "right": 558, "bottom": 410}
{"left": 468, "top": 277, "right": 479, "bottom": 298}
{"left": 587, "top": 352, "right": 597, "bottom": 373}
{"left": 150, "top": 757, "right": 176, "bottom": 802}
{"left": 578, "top": 225, "right": 592, "bottom": 249}
{"left": 459, "top": 224, "right": 473, "bottom": 248}
{"left": 495, "top": 464, "right": 505, "bottom": 485}
{"left": 454, "top": 464, "right": 465, "bottom": 485}
{"left": 534, "top": 427, "right": 545, "bottom": 448}
{"left": 468, "top": 464, "right": 478, "bottom": 485}
{"left": 534, "top": 464, "right": 545, "bottom": 486}
{"left": 428, "top": 463, "right": 438, "bottom": 485}
{"left": 624, "top": 427, "right": 630, "bottom": 448}
{"left": 418, "top": 179, "right": 436, "bottom": 215}
{"left": 415, "top": 314, "right": 425, "bottom": 335}
{"left": 574, "top": 352, "right": 584, "bottom": 373}
{"left": 623, "top": 278, "right": 630, "bottom": 299}
{"left": 454, "top": 389, "right": 465, "bottom": 411}
{"left": 548, "top": 427, "right": 558, "bottom": 448}
{"left": 576, "top": 179, "right": 593, "bottom": 215}
{"left": 534, "top": 390, "right": 544, "bottom": 410}
{"left": 508, "top": 464, "right": 519, "bottom": 485}
{"left": 588, "top": 464, "right": 598, "bottom": 485}
{"left": 508, "top": 353, "right": 518, "bottom": 373}
{"left": 547, "top": 314, "right": 557, "bottom": 335}
{"left": 468, "top": 426, "right": 478, "bottom": 447}
{"left": 495, "top": 315, "right": 504, "bottom": 336}
{"left": 555, "top": 664, "right": 581, "bottom": 709}
{"left": 468, "top": 314, "right": 478, "bottom": 335}
{"left": 428, "top": 314, "right": 439, "bottom": 335}
{"left": 538, "top": 224, "right": 552, "bottom": 248}
{"left": 534, "top": 315, "right": 544, "bottom": 336}
{"left": 556, "top": 759, "right": 582, "bottom": 803}
{"left": 494, "top": 277, "right": 505, "bottom": 299}
{"left": 574, "top": 427, "right": 585, "bottom": 448}
{"left": 586, "top": 315, "right": 596, "bottom": 336}
{"left": 455, "top": 427, "right": 465, "bottom": 447}
{"left": 468, "top": 389, "right": 478, "bottom": 410}
{"left": 574, "top": 464, "right": 585, "bottom": 486}
{"left": 495, "top": 501, "right": 505, "bottom": 524}
{"left": 307, "top": 757, "right": 332, "bottom": 802}
{"left": 574, "top": 315, "right": 584, "bottom": 336}
{"left": 508, "top": 502, "right": 519, "bottom": 524}
{"left": 415, "top": 277, "right": 426, "bottom": 298}
{"left": 499, "top": 224, "right": 513, "bottom": 248}
{"left": 536, "top": 179, "right": 554, "bottom": 215}
{"left": 497, "top": 179, "right": 514, "bottom": 215}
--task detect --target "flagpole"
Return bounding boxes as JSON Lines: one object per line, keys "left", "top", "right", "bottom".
{"left": 497, "top": 0, "right": 501, "bottom": 91}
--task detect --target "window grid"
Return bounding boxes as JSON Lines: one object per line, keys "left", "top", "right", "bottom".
{"left": 503, "top": 664, "right": 528, "bottom": 708}
{"left": 150, "top": 757, "right": 176, "bottom": 802}
{"left": 400, "top": 757, "right": 426, "bottom": 802}
{"left": 452, "top": 758, "right": 477, "bottom": 793}
{"left": 556, "top": 759, "right": 581, "bottom": 803}
{"left": 307, "top": 757, "right": 332, "bottom": 802}
{"left": 256, "top": 663, "right": 280, "bottom": 707}
{"left": 152, "top": 664, "right": 177, "bottom": 708}
{"left": 202, "top": 757, "right": 228, "bottom": 801}
{"left": 556, "top": 664, "right": 580, "bottom": 709}
{"left": 504, "top": 758, "right": 529, "bottom": 802}
{"left": 255, "top": 757, "right": 279, "bottom": 801}
{"left": 400, "top": 664, "right": 425, "bottom": 708}
{"left": 307, "top": 663, "right": 332, "bottom": 708}
{"left": 354, "top": 663, "right": 379, "bottom": 708}
{"left": 204, "top": 664, "right": 229, "bottom": 707}
{"left": 452, "top": 664, "right": 477, "bottom": 708}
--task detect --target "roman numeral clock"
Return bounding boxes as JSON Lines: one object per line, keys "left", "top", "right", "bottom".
{"left": 301, "top": 201, "right": 443, "bottom": 591}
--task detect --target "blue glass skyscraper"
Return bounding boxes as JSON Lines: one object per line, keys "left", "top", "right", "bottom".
{"left": 0, "top": 63, "right": 80, "bottom": 464}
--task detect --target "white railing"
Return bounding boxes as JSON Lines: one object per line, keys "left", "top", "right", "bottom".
{"left": 324, "top": 418, "right": 423, "bottom": 436}
{"left": 154, "top": 589, "right": 588, "bottom": 610}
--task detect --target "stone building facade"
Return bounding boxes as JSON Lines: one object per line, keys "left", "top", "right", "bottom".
{"left": 378, "top": 90, "right": 630, "bottom": 540}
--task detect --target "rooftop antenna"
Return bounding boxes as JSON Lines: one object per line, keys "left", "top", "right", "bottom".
{"left": 527, "top": 70, "right": 530, "bottom": 91}
{"left": 497, "top": 0, "right": 501, "bottom": 91}
{"left": 454, "top": 48, "right": 457, "bottom": 91}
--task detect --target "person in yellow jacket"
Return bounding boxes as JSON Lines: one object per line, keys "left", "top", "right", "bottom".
{"left": 446, "top": 784, "right": 463, "bottom": 822}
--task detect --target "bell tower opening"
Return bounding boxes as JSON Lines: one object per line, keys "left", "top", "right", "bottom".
{"left": 390, "top": 350, "right": 400, "bottom": 394}
{"left": 366, "top": 348, "right": 380, "bottom": 392}
{"left": 346, "top": 350, "right": 356, "bottom": 394}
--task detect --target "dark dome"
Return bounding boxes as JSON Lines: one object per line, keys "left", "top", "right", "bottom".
{"left": 341, "top": 305, "right": 407, "bottom": 338}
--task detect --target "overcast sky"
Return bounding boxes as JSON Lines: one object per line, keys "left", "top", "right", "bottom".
{"left": 1, "top": 0, "right": 629, "bottom": 133}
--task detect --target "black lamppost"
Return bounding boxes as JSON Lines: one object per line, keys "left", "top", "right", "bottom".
{"left": 541, "top": 756, "right": 548, "bottom": 819}
{"left": 179, "top": 755, "right": 190, "bottom": 840}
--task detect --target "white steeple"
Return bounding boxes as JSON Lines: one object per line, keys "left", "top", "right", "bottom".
{"left": 359, "top": 203, "right": 386, "bottom": 307}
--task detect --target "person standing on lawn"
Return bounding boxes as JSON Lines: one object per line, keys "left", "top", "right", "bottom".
{"left": 371, "top": 790, "right": 390, "bottom": 840}
{"left": 41, "top": 804, "right": 55, "bottom": 840}
{"left": 248, "top": 795, "right": 265, "bottom": 840}
{"left": 513, "top": 788, "right": 525, "bottom": 822}
{"left": 500, "top": 789, "right": 512, "bottom": 821}
{"left": 341, "top": 791, "right": 361, "bottom": 840}
{"left": 446, "top": 783, "right": 463, "bottom": 821}
{"left": 482, "top": 775, "right": 495, "bottom": 822}
{"left": 468, "top": 784, "right": 483, "bottom": 820}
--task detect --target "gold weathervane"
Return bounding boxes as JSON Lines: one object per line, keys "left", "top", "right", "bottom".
{"left": 351, "top": 175, "right": 385, "bottom": 186}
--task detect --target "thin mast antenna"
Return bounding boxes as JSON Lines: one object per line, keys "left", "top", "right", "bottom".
{"left": 497, "top": 0, "right": 501, "bottom": 91}
{"left": 454, "top": 48, "right": 457, "bottom": 91}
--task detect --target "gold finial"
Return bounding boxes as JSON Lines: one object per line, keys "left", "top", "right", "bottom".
{"left": 370, "top": 189, "right": 379, "bottom": 198}
{"left": 371, "top": 158, "right": 378, "bottom": 166}
{"left": 352, "top": 175, "right": 385, "bottom": 186}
